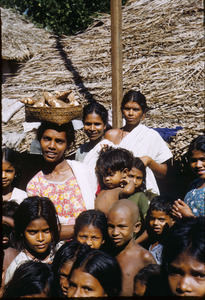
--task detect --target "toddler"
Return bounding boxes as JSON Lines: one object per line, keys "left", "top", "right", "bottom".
{"left": 95, "top": 146, "right": 135, "bottom": 214}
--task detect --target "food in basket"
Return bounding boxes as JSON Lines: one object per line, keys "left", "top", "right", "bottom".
{"left": 20, "top": 97, "right": 36, "bottom": 105}
{"left": 24, "top": 90, "right": 82, "bottom": 125}
{"left": 43, "top": 92, "right": 68, "bottom": 107}
{"left": 21, "top": 91, "right": 80, "bottom": 108}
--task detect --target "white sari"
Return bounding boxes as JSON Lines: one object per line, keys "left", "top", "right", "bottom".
{"left": 119, "top": 124, "right": 172, "bottom": 194}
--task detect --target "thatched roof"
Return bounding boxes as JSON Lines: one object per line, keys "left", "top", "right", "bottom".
{"left": 2, "top": 0, "right": 204, "bottom": 159}
{"left": 1, "top": 7, "right": 54, "bottom": 61}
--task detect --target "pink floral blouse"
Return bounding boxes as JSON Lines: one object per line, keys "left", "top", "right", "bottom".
{"left": 26, "top": 171, "right": 86, "bottom": 225}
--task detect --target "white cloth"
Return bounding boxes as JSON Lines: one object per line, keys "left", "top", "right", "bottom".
{"left": 10, "top": 188, "right": 27, "bottom": 204}
{"left": 119, "top": 125, "right": 173, "bottom": 194}
{"left": 80, "top": 139, "right": 116, "bottom": 171}
{"left": 5, "top": 241, "right": 63, "bottom": 284}
{"left": 66, "top": 160, "right": 97, "bottom": 210}
{"left": 2, "top": 98, "right": 24, "bottom": 123}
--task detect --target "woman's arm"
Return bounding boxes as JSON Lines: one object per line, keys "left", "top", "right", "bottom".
{"left": 140, "top": 156, "right": 168, "bottom": 178}
{"left": 104, "top": 129, "right": 122, "bottom": 145}
{"left": 60, "top": 225, "right": 74, "bottom": 241}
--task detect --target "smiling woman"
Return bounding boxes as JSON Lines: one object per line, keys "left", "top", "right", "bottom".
{"left": 26, "top": 122, "right": 97, "bottom": 240}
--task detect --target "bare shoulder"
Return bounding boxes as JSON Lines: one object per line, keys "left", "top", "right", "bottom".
{"left": 104, "top": 129, "right": 122, "bottom": 144}
{"left": 132, "top": 241, "right": 156, "bottom": 263}
{"left": 3, "top": 247, "right": 20, "bottom": 270}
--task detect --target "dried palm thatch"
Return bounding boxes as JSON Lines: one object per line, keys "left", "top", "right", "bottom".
{"left": 1, "top": 7, "right": 54, "bottom": 61}
{"left": 2, "top": 0, "right": 204, "bottom": 159}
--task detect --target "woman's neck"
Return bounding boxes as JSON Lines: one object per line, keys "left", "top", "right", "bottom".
{"left": 42, "top": 157, "right": 68, "bottom": 175}
{"left": 2, "top": 185, "right": 13, "bottom": 196}
{"left": 122, "top": 123, "right": 139, "bottom": 133}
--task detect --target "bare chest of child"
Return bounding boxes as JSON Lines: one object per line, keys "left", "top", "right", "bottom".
{"left": 116, "top": 242, "right": 156, "bottom": 296}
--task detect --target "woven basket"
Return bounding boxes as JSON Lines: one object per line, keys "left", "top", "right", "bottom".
{"left": 25, "top": 105, "right": 83, "bottom": 125}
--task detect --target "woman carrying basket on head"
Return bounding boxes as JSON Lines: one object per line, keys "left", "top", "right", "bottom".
{"left": 26, "top": 121, "right": 97, "bottom": 240}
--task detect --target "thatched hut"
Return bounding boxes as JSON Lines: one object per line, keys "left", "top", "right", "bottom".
{"left": 1, "top": 7, "right": 54, "bottom": 82}
{"left": 2, "top": 0, "right": 204, "bottom": 159}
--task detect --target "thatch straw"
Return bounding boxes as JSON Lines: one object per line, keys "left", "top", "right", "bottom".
{"left": 2, "top": 0, "right": 204, "bottom": 159}
{"left": 1, "top": 7, "right": 54, "bottom": 61}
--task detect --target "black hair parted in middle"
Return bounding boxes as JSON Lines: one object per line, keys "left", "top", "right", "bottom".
{"left": 13, "top": 196, "right": 60, "bottom": 252}
{"left": 96, "top": 146, "right": 134, "bottom": 176}
{"left": 74, "top": 209, "right": 108, "bottom": 242}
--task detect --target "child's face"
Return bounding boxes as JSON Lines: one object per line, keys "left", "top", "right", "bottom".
{"left": 60, "top": 261, "right": 74, "bottom": 296}
{"left": 67, "top": 268, "right": 107, "bottom": 297}
{"left": 190, "top": 150, "right": 205, "bottom": 179}
{"left": 126, "top": 167, "right": 143, "bottom": 190}
{"left": 148, "top": 210, "right": 174, "bottom": 235}
{"left": 2, "top": 161, "right": 15, "bottom": 188}
{"left": 103, "top": 169, "right": 124, "bottom": 189}
{"left": 76, "top": 224, "right": 104, "bottom": 249}
{"left": 24, "top": 217, "right": 52, "bottom": 254}
{"left": 168, "top": 251, "right": 205, "bottom": 297}
{"left": 122, "top": 101, "right": 145, "bottom": 127}
{"left": 107, "top": 207, "right": 135, "bottom": 247}
{"left": 84, "top": 112, "right": 106, "bottom": 141}
{"left": 40, "top": 129, "right": 67, "bottom": 163}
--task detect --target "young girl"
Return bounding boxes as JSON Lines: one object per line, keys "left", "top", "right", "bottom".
{"left": 2, "top": 148, "right": 27, "bottom": 204}
{"left": 75, "top": 100, "right": 109, "bottom": 162}
{"left": 2, "top": 261, "right": 55, "bottom": 298}
{"left": 67, "top": 249, "right": 122, "bottom": 297}
{"left": 52, "top": 240, "right": 90, "bottom": 297}
{"left": 121, "top": 157, "right": 151, "bottom": 223}
{"left": 3, "top": 196, "right": 60, "bottom": 285}
{"left": 95, "top": 146, "right": 135, "bottom": 214}
{"left": 172, "top": 135, "right": 205, "bottom": 218}
{"left": 74, "top": 209, "right": 109, "bottom": 251}
{"left": 161, "top": 217, "right": 205, "bottom": 297}
{"left": 104, "top": 90, "right": 173, "bottom": 195}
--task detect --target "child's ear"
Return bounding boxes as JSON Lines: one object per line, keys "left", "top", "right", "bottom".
{"left": 133, "top": 222, "right": 141, "bottom": 234}
{"left": 101, "top": 239, "right": 105, "bottom": 245}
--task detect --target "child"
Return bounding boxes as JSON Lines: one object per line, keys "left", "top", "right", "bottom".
{"left": 67, "top": 249, "right": 122, "bottom": 297}
{"left": 52, "top": 240, "right": 90, "bottom": 297}
{"left": 73, "top": 209, "right": 109, "bottom": 250}
{"left": 107, "top": 199, "right": 156, "bottom": 296}
{"left": 2, "top": 261, "right": 55, "bottom": 298}
{"left": 172, "top": 135, "right": 205, "bottom": 218}
{"left": 144, "top": 196, "right": 175, "bottom": 265}
{"left": 133, "top": 264, "right": 160, "bottom": 296}
{"left": 75, "top": 100, "right": 109, "bottom": 162}
{"left": 2, "top": 201, "right": 19, "bottom": 249}
{"left": 95, "top": 146, "right": 135, "bottom": 214}
{"left": 161, "top": 216, "right": 205, "bottom": 297}
{"left": 2, "top": 148, "right": 27, "bottom": 204}
{"left": 121, "top": 157, "right": 150, "bottom": 223}
{"left": 3, "top": 196, "right": 61, "bottom": 285}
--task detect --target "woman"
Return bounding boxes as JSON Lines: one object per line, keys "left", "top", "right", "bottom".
{"left": 75, "top": 100, "right": 109, "bottom": 162}
{"left": 26, "top": 121, "right": 97, "bottom": 240}
{"left": 67, "top": 249, "right": 122, "bottom": 297}
{"left": 104, "top": 90, "right": 173, "bottom": 194}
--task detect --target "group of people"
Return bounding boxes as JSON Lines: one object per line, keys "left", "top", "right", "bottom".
{"left": 1, "top": 90, "right": 205, "bottom": 297}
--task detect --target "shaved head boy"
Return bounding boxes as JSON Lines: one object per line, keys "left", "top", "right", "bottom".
{"left": 107, "top": 200, "right": 156, "bottom": 296}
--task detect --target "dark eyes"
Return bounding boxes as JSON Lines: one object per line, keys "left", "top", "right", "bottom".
{"left": 123, "top": 107, "right": 140, "bottom": 111}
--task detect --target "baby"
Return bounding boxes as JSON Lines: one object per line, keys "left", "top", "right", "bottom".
{"left": 95, "top": 146, "right": 135, "bottom": 214}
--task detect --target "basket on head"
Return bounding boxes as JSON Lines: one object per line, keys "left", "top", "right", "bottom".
{"left": 25, "top": 105, "right": 83, "bottom": 125}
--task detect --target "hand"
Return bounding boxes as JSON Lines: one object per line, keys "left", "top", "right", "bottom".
{"left": 172, "top": 199, "right": 194, "bottom": 218}
{"left": 140, "top": 156, "right": 152, "bottom": 167}
{"left": 120, "top": 177, "right": 129, "bottom": 188}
